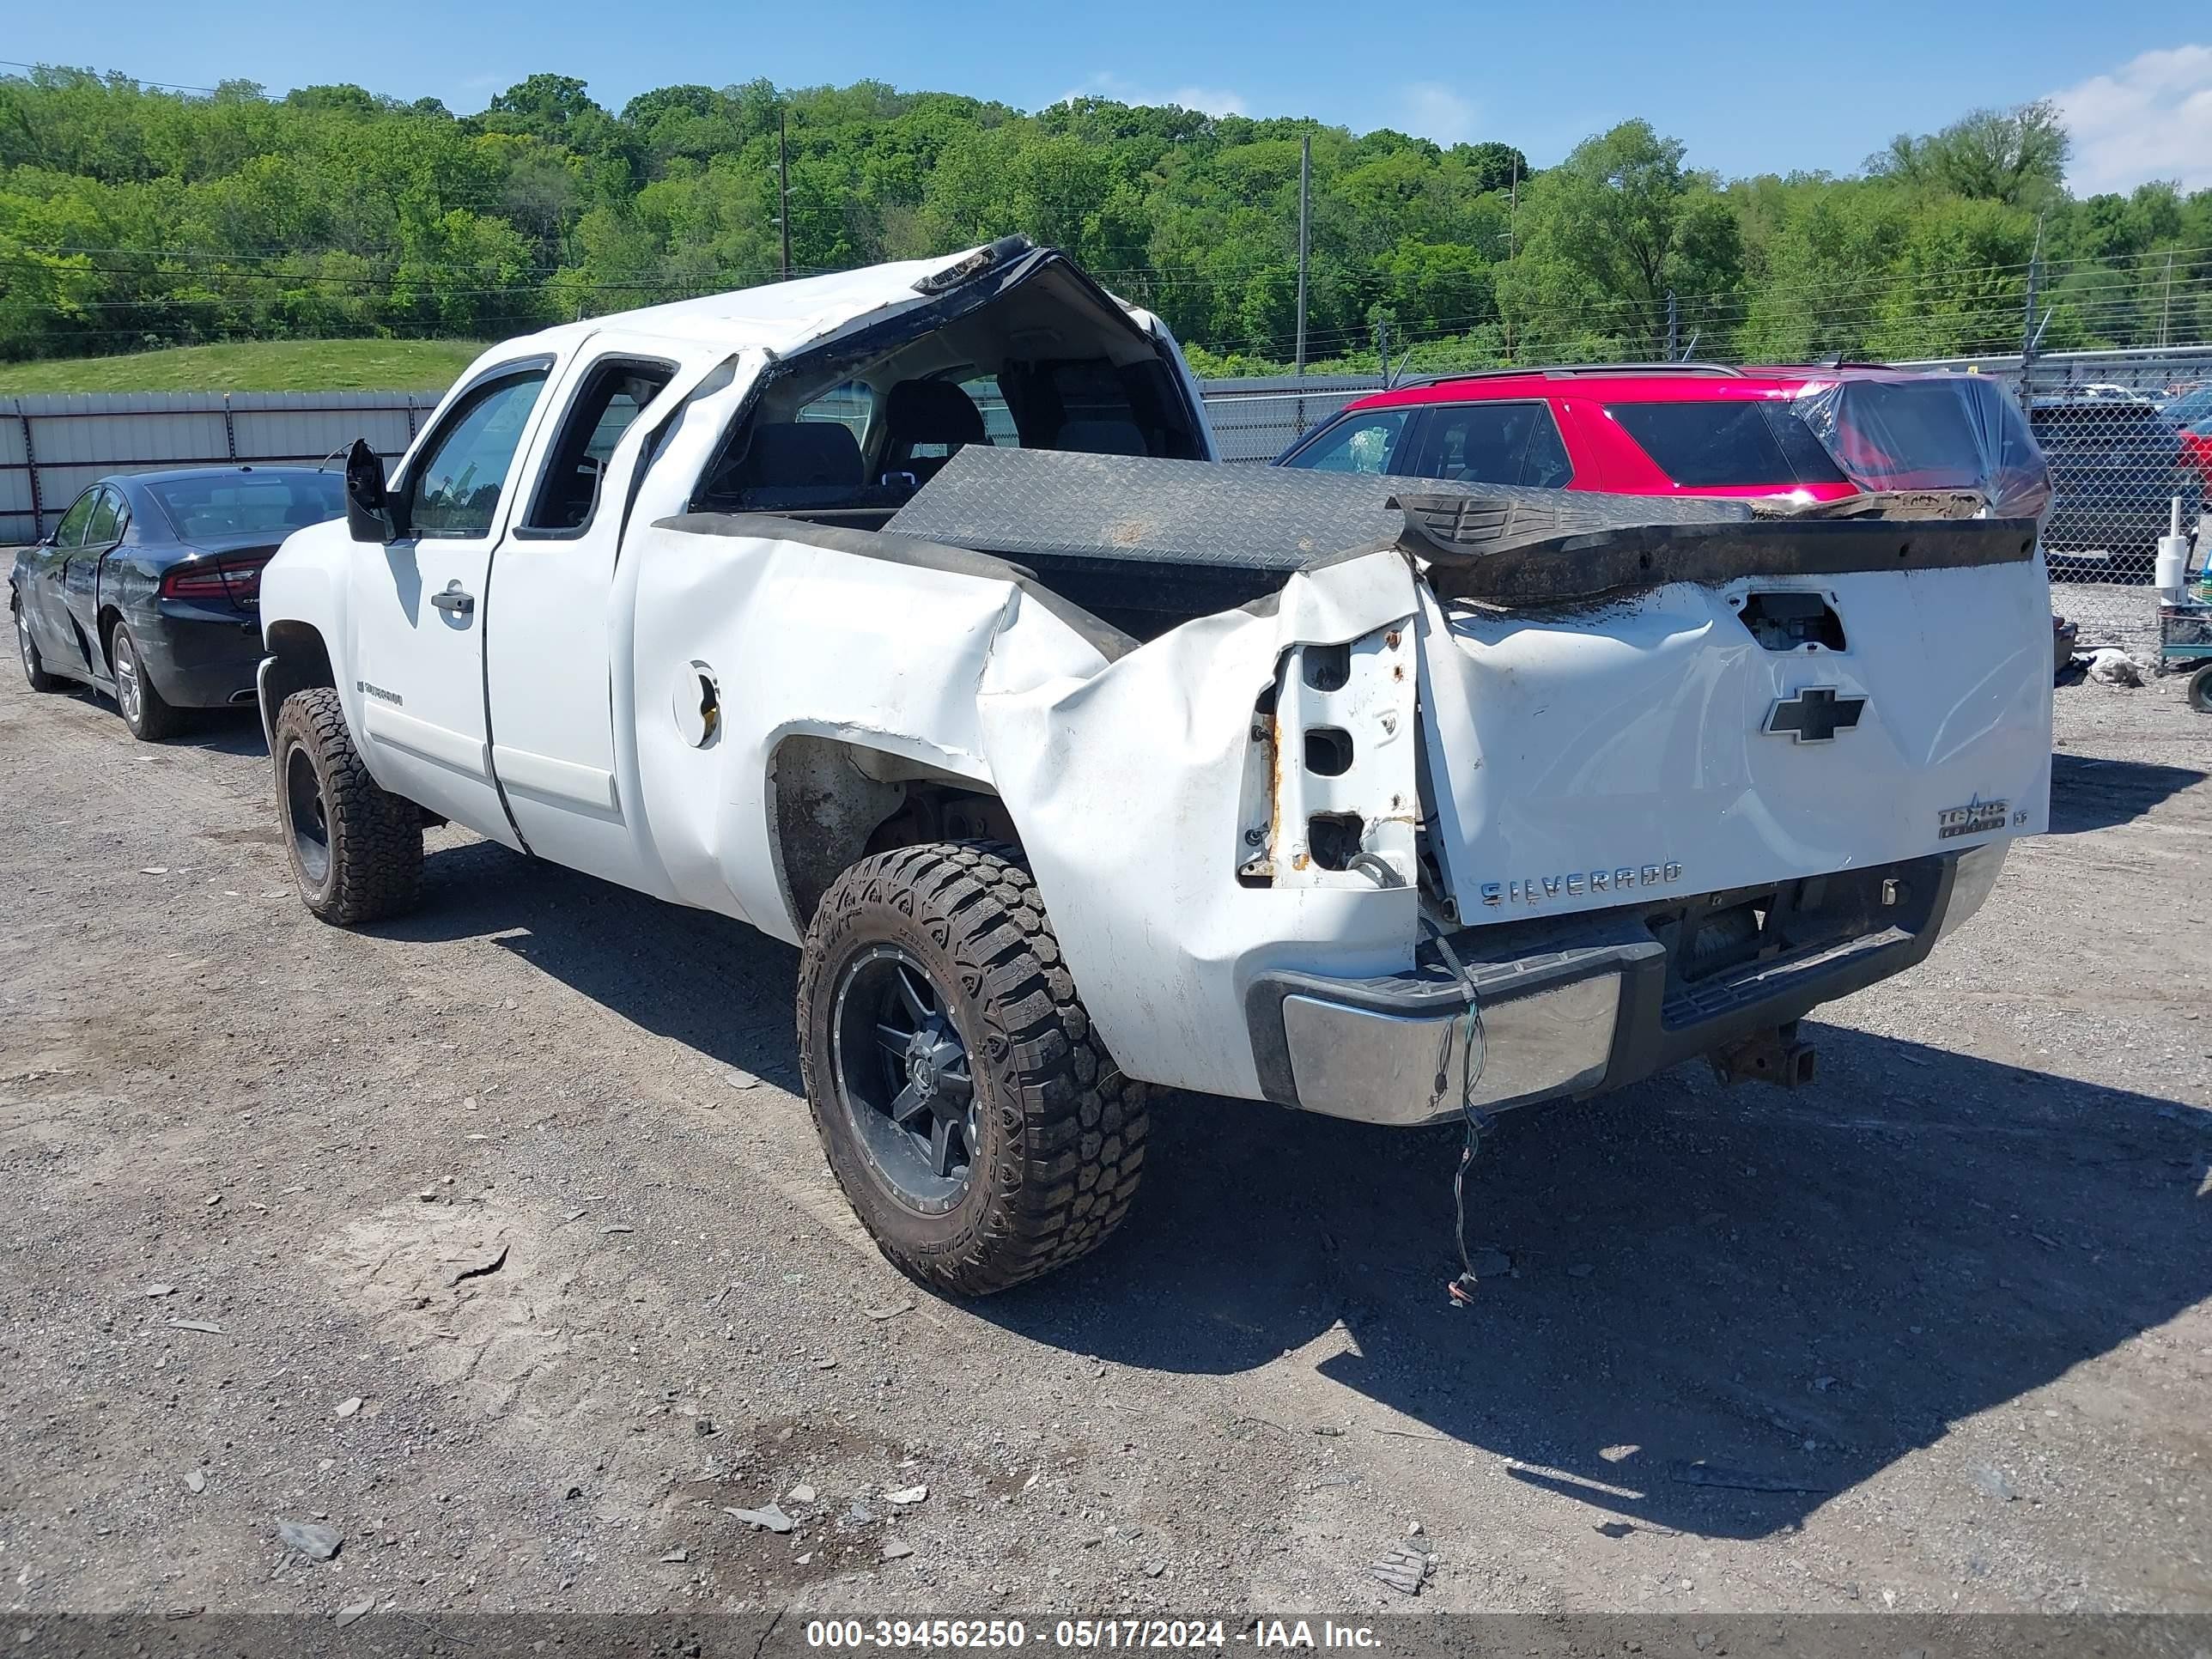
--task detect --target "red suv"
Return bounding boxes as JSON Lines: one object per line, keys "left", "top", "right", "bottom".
{"left": 1273, "top": 362, "right": 2047, "bottom": 513}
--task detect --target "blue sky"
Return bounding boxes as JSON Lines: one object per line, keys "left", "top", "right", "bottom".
{"left": 9, "top": 2, "right": 2209, "bottom": 192}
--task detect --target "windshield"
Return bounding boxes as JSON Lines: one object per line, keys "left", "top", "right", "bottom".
{"left": 147, "top": 473, "right": 346, "bottom": 540}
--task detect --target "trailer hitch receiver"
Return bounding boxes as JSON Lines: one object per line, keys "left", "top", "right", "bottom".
{"left": 1710, "top": 1022, "right": 1817, "bottom": 1089}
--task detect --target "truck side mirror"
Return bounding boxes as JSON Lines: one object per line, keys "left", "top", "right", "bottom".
{"left": 343, "top": 440, "right": 400, "bottom": 544}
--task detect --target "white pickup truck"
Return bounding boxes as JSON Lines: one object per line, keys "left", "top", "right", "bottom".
{"left": 258, "top": 238, "right": 2055, "bottom": 1295}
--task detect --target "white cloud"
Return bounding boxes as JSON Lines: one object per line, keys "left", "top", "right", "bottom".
{"left": 2054, "top": 43, "right": 2212, "bottom": 194}
{"left": 1060, "top": 72, "right": 1246, "bottom": 117}
{"left": 1398, "top": 82, "right": 1480, "bottom": 148}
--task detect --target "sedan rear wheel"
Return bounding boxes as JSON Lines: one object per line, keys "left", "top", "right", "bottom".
{"left": 112, "top": 623, "right": 185, "bottom": 740}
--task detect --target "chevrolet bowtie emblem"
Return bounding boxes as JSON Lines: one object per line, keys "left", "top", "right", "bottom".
{"left": 1766, "top": 686, "right": 1866, "bottom": 743}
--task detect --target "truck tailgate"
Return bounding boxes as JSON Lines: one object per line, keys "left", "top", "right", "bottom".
{"left": 1412, "top": 516, "right": 2052, "bottom": 922}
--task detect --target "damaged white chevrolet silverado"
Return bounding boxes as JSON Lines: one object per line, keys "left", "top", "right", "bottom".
{"left": 257, "top": 237, "right": 2056, "bottom": 1295}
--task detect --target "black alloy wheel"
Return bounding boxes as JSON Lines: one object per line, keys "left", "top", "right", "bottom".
{"left": 830, "top": 943, "right": 980, "bottom": 1214}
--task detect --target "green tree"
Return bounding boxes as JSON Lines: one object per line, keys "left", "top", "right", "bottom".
{"left": 1495, "top": 119, "right": 1741, "bottom": 359}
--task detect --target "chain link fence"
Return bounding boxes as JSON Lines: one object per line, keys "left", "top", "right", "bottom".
{"left": 1905, "top": 347, "right": 2212, "bottom": 582}
{"left": 9, "top": 349, "right": 2211, "bottom": 577}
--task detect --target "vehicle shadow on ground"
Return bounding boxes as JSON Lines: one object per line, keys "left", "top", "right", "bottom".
{"left": 2049, "top": 751, "right": 2206, "bottom": 834}
{"left": 46, "top": 683, "right": 268, "bottom": 757}
{"left": 386, "top": 837, "right": 2211, "bottom": 1546}
{"left": 380, "top": 836, "right": 806, "bottom": 1085}
{"left": 986, "top": 1036, "right": 2210, "bottom": 1543}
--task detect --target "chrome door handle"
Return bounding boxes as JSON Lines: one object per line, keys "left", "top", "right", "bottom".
{"left": 431, "top": 582, "right": 474, "bottom": 616}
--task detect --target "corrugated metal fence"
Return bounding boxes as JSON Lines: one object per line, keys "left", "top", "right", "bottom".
{"left": 8, "top": 344, "right": 2210, "bottom": 543}
{"left": 0, "top": 392, "right": 436, "bottom": 543}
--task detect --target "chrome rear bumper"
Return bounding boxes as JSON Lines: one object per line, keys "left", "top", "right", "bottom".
{"left": 1247, "top": 844, "right": 2008, "bottom": 1127}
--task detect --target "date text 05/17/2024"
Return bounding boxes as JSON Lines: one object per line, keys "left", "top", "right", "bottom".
{"left": 802, "top": 1620, "right": 1381, "bottom": 1650}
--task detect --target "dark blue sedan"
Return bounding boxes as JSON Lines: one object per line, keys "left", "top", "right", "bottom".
{"left": 9, "top": 466, "right": 343, "bottom": 739}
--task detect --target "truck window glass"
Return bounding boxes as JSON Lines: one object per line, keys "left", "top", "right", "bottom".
{"left": 798, "top": 381, "right": 874, "bottom": 445}
{"left": 526, "top": 359, "right": 676, "bottom": 532}
{"left": 1608, "top": 400, "right": 1846, "bottom": 488}
{"left": 1416, "top": 403, "right": 1575, "bottom": 488}
{"left": 408, "top": 370, "right": 550, "bottom": 539}
{"left": 1280, "top": 410, "right": 1410, "bottom": 475}
{"left": 961, "top": 376, "right": 1021, "bottom": 447}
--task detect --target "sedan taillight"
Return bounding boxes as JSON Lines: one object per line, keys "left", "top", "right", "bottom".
{"left": 160, "top": 552, "right": 273, "bottom": 607}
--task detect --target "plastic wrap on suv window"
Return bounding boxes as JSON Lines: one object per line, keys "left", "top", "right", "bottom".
{"left": 1791, "top": 376, "right": 2051, "bottom": 525}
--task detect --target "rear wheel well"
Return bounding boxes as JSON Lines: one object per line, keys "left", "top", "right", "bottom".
{"left": 97, "top": 605, "right": 125, "bottom": 664}
{"left": 767, "top": 734, "right": 1019, "bottom": 932}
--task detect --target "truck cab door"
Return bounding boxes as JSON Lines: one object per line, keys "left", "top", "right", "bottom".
{"left": 348, "top": 361, "right": 552, "bottom": 841}
{"left": 483, "top": 343, "right": 715, "bottom": 885}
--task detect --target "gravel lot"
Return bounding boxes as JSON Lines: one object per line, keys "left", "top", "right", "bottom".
{"left": 1, "top": 639, "right": 2207, "bottom": 1622}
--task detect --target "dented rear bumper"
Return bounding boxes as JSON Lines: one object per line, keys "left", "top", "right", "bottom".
{"left": 1243, "top": 842, "right": 2008, "bottom": 1127}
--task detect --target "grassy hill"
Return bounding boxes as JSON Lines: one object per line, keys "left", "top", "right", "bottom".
{"left": 0, "top": 339, "right": 483, "bottom": 396}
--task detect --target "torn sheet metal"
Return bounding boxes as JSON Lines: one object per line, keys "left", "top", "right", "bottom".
{"left": 978, "top": 545, "right": 1421, "bottom": 1101}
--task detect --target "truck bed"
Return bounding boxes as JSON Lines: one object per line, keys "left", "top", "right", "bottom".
{"left": 883, "top": 447, "right": 1760, "bottom": 636}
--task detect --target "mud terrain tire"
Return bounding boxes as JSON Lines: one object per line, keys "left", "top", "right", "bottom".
{"left": 797, "top": 840, "right": 1148, "bottom": 1296}
{"left": 273, "top": 686, "right": 422, "bottom": 926}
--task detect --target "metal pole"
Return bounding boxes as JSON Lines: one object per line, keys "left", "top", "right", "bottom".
{"left": 1293, "top": 133, "right": 1310, "bottom": 433}
{"left": 778, "top": 107, "right": 792, "bottom": 283}
{"left": 1294, "top": 133, "right": 1310, "bottom": 380}
{"left": 1504, "top": 155, "right": 1519, "bottom": 364}
{"left": 2020, "top": 217, "right": 2043, "bottom": 386}
{"left": 17, "top": 402, "right": 42, "bottom": 538}
{"left": 1666, "top": 290, "right": 1679, "bottom": 362}
{"left": 2160, "top": 251, "right": 2175, "bottom": 349}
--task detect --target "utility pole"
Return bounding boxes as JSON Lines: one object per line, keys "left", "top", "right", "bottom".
{"left": 778, "top": 106, "right": 792, "bottom": 282}
{"left": 2020, "top": 216, "right": 2044, "bottom": 384}
{"left": 2160, "top": 250, "right": 2176, "bottom": 348}
{"left": 1294, "top": 132, "right": 1310, "bottom": 379}
{"left": 1504, "top": 155, "right": 1519, "bottom": 364}
{"left": 1666, "top": 289, "right": 1679, "bottom": 362}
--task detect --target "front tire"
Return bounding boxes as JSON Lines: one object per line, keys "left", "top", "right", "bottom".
{"left": 14, "top": 593, "right": 60, "bottom": 692}
{"left": 112, "top": 624, "right": 185, "bottom": 740}
{"left": 272, "top": 686, "right": 422, "bottom": 925}
{"left": 797, "top": 841, "right": 1148, "bottom": 1297}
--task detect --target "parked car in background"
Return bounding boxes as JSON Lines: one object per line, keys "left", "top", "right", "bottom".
{"left": 2179, "top": 416, "right": 2212, "bottom": 495}
{"left": 2157, "top": 384, "right": 2212, "bottom": 429}
{"left": 1276, "top": 362, "right": 2075, "bottom": 671}
{"left": 2027, "top": 388, "right": 2203, "bottom": 577}
{"left": 10, "top": 465, "right": 345, "bottom": 738}
{"left": 1273, "top": 362, "right": 2047, "bottom": 507}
